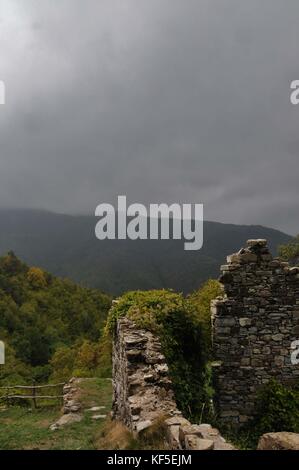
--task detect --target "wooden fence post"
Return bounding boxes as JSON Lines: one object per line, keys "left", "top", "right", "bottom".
{"left": 32, "top": 380, "right": 37, "bottom": 409}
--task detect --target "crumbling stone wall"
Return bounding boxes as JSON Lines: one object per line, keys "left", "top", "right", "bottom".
{"left": 212, "top": 239, "right": 299, "bottom": 425}
{"left": 112, "top": 317, "right": 234, "bottom": 449}
{"left": 112, "top": 317, "right": 180, "bottom": 433}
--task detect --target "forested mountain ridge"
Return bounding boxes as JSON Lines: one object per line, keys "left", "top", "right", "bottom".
{"left": 0, "top": 251, "right": 111, "bottom": 385}
{"left": 0, "top": 209, "right": 292, "bottom": 295}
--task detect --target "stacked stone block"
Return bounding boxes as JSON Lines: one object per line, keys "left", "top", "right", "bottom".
{"left": 212, "top": 239, "right": 299, "bottom": 425}
{"left": 112, "top": 317, "right": 179, "bottom": 434}
{"left": 112, "top": 317, "right": 234, "bottom": 449}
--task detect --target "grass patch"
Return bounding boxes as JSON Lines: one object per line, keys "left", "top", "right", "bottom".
{"left": 0, "top": 378, "right": 112, "bottom": 450}
{"left": 78, "top": 378, "right": 112, "bottom": 410}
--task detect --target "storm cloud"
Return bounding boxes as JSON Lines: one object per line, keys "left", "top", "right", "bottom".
{"left": 0, "top": 0, "right": 298, "bottom": 233}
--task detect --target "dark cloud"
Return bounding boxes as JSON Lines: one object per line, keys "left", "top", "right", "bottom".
{"left": 0, "top": 0, "right": 298, "bottom": 233}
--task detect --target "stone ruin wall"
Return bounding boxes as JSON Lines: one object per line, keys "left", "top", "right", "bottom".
{"left": 111, "top": 238, "right": 299, "bottom": 444}
{"left": 112, "top": 317, "right": 234, "bottom": 450}
{"left": 112, "top": 317, "right": 177, "bottom": 432}
{"left": 212, "top": 239, "right": 299, "bottom": 426}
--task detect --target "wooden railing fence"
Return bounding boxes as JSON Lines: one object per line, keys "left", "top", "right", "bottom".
{"left": 0, "top": 381, "right": 65, "bottom": 408}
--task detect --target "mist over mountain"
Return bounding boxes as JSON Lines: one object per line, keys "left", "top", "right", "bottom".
{"left": 0, "top": 209, "right": 292, "bottom": 296}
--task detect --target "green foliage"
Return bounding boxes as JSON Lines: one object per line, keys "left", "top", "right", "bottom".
{"left": 106, "top": 290, "right": 186, "bottom": 335}
{"left": 49, "top": 346, "right": 76, "bottom": 383}
{"left": 0, "top": 252, "right": 112, "bottom": 385}
{"left": 278, "top": 235, "right": 299, "bottom": 264}
{"left": 49, "top": 336, "right": 112, "bottom": 383}
{"left": 188, "top": 280, "right": 223, "bottom": 354}
{"left": 96, "top": 335, "right": 112, "bottom": 378}
{"left": 106, "top": 289, "right": 215, "bottom": 421}
{"left": 217, "top": 380, "right": 299, "bottom": 450}
{"left": 27, "top": 267, "right": 48, "bottom": 289}
{"left": 32, "top": 365, "right": 52, "bottom": 383}
{"left": 251, "top": 380, "right": 299, "bottom": 437}
{"left": 0, "top": 344, "right": 32, "bottom": 386}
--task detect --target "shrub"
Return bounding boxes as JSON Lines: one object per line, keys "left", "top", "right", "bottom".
{"left": 96, "top": 334, "right": 112, "bottom": 378}
{"left": 188, "top": 280, "right": 223, "bottom": 355}
{"left": 96, "top": 418, "right": 136, "bottom": 450}
{"left": 278, "top": 235, "right": 299, "bottom": 264}
{"left": 251, "top": 379, "right": 299, "bottom": 438}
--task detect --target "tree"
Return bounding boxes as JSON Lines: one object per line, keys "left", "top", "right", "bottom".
{"left": 0, "top": 252, "right": 111, "bottom": 384}
{"left": 50, "top": 346, "right": 75, "bottom": 383}
{"left": 278, "top": 235, "right": 299, "bottom": 265}
{"left": 0, "top": 251, "right": 26, "bottom": 276}
{"left": 75, "top": 340, "right": 97, "bottom": 370}
{"left": 0, "top": 344, "right": 32, "bottom": 386}
{"left": 27, "top": 267, "right": 47, "bottom": 289}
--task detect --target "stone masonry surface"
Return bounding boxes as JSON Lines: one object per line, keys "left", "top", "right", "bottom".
{"left": 112, "top": 317, "right": 180, "bottom": 433}
{"left": 112, "top": 317, "right": 234, "bottom": 449}
{"left": 212, "top": 239, "right": 299, "bottom": 425}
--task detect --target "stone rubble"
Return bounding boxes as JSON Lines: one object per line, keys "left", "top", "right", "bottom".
{"left": 49, "top": 412, "right": 83, "bottom": 431}
{"left": 87, "top": 406, "right": 106, "bottom": 412}
{"left": 258, "top": 432, "right": 299, "bottom": 450}
{"left": 50, "top": 377, "right": 107, "bottom": 430}
{"left": 91, "top": 414, "right": 107, "bottom": 420}
{"left": 62, "top": 378, "right": 82, "bottom": 414}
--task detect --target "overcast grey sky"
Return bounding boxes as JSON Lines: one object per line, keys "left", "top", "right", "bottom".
{"left": 0, "top": 0, "right": 298, "bottom": 234}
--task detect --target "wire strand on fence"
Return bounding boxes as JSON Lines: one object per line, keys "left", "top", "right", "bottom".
{"left": 0, "top": 382, "right": 65, "bottom": 390}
